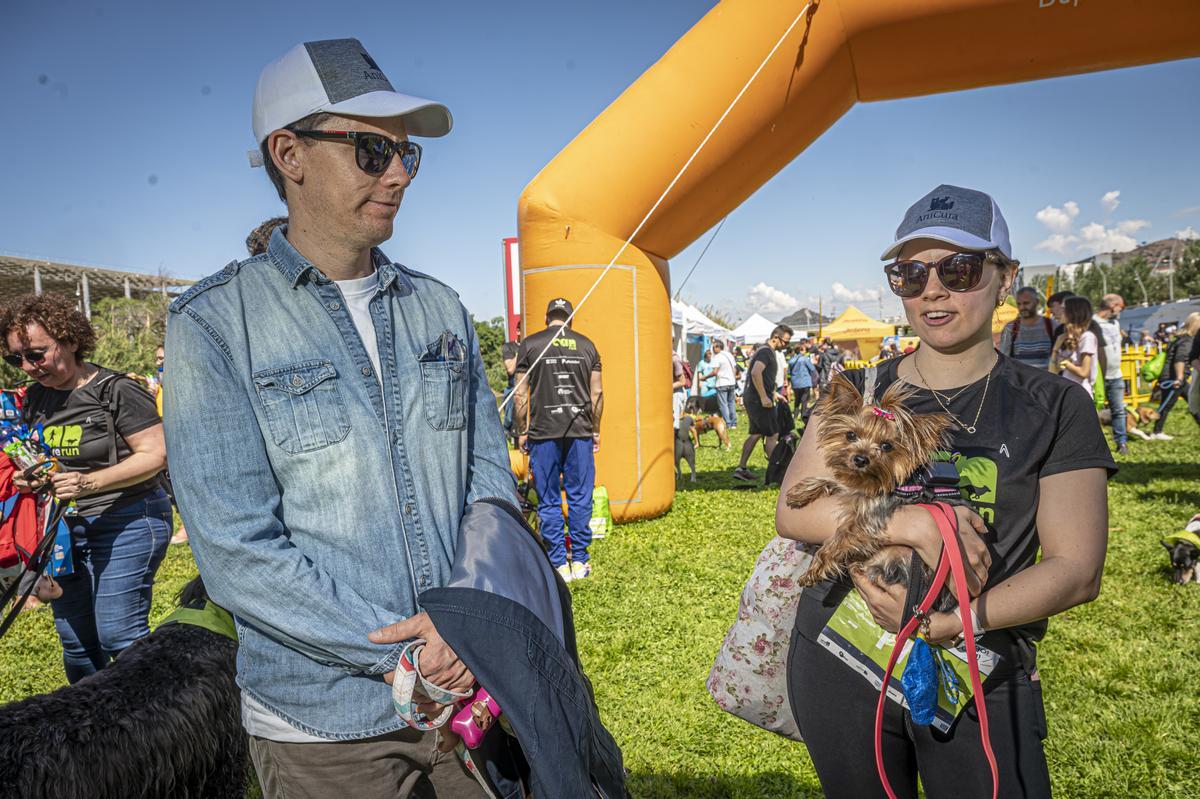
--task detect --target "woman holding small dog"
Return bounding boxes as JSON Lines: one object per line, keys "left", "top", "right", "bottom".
{"left": 775, "top": 185, "right": 1114, "bottom": 798}
{"left": 1, "top": 294, "right": 170, "bottom": 684}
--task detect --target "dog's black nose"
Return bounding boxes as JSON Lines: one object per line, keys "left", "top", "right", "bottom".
{"left": 853, "top": 454, "right": 869, "bottom": 468}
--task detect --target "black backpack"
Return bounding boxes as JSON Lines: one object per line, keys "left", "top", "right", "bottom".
{"left": 764, "top": 431, "right": 798, "bottom": 487}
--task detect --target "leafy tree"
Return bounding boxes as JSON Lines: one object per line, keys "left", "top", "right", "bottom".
{"left": 90, "top": 296, "right": 171, "bottom": 375}
{"left": 1173, "top": 239, "right": 1200, "bottom": 298}
{"left": 472, "top": 315, "right": 509, "bottom": 395}
{"left": 1064, "top": 256, "right": 1171, "bottom": 307}
{"left": 697, "top": 303, "right": 738, "bottom": 330}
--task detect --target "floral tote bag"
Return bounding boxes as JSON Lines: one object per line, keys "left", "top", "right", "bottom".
{"left": 706, "top": 535, "right": 813, "bottom": 742}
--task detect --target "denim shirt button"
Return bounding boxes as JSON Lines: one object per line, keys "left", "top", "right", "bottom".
{"left": 404, "top": 503, "right": 414, "bottom": 516}
{"left": 290, "top": 374, "right": 303, "bottom": 387}
{"left": 361, "top": 366, "right": 373, "bottom": 377}
{"left": 327, "top": 301, "right": 341, "bottom": 311}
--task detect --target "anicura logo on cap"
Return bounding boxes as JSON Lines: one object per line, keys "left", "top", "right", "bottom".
{"left": 360, "top": 52, "right": 386, "bottom": 81}
{"left": 917, "top": 195, "right": 959, "bottom": 224}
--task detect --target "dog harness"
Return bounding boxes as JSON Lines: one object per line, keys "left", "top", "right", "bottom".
{"left": 873, "top": 501, "right": 998, "bottom": 799}
{"left": 158, "top": 601, "right": 238, "bottom": 642}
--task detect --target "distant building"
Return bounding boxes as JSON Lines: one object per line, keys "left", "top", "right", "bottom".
{"left": 0, "top": 253, "right": 193, "bottom": 319}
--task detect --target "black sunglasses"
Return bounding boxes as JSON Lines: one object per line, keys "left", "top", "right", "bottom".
{"left": 884, "top": 253, "right": 990, "bottom": 298}
{"left": 291, "top": 130, "right": 422, "bottom": 178}
{"left": 3, "top": 349, "right": 47, "bottom": 368}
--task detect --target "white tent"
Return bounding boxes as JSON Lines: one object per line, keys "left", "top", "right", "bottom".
{"left": 730, "top": 312, "right": 779, "bottom": 344}
{"left": 671, "top": 299, "right": 732, "bottom": 338}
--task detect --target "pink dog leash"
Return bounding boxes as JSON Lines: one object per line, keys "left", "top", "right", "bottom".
{"left": 873, "top": 502, "right": 998, "bottom": 799}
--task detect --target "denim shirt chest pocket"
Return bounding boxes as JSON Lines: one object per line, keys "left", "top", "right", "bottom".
{"left": 417, "top": 330, "right": 468, "bottom": 431}
{"left": 252, "top": 360, "right": 351, "bottom": 454}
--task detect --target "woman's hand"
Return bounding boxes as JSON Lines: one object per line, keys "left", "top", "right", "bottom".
{"left": 887, "top": 505, "right": 991, "bottom": 598}
{"left": 11, "top": 472, "right": 42, "bottom": 494}
{"left": 49, "top": 470, "right": 95, "bottom": 500}
{"left": 850, "top": 571, "right": 905, "bottom": 633}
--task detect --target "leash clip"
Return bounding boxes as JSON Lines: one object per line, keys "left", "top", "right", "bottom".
{"left": 910, "top": 606, "right": 932, "bottom": 638}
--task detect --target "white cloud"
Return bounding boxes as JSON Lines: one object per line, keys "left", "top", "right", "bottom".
{"left": 746, "top": 282, "right": 800, "bottom": 315}
{"left": 1035, "top": 201, "right": 1079, "bottom": 233}
{"left": 1033, "top": 198, "right": 1147, "bottom": 257}
{"left": 1177, "top": 226, "right": 1200, "bottom": 240}
{"left": 1115, "top": 219, "right": 1150, "bottom": 235}
{"left": 1076, "top": 222, "right": 1140, "bottom": 254}
{"left": 1035, "top": 233, "right": 1079, "bottom": 256}
{"left": 831, "top": 282, "right": 881, "bottom": 304}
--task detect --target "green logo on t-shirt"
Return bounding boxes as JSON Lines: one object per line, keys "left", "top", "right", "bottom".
{"left": 935, "top": 451, "right": 998, "bottom": 523}
{"left": 552, "top": 336, "right": 577, "bottom": 351}
{"left": 43, "top": 424, "right": 83, "bottom": 457}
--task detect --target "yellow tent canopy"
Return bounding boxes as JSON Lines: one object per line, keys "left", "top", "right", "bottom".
{"left": 820, "top": 305, "right": 894, "bottom": 359}
{"left": 991, "top": 299, "right": 1019, "bottom": 335}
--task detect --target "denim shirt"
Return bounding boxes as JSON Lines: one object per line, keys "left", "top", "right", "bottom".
{"left": 162, "top": 228, "right": 517, "bottom": 739}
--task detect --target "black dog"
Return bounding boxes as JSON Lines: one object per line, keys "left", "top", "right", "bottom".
{"left": 1163, "top": 518, "right": 1200, "bottom": 585}
{"left": 0, "top": 577, "right": 248, "bottom": 799}
{"left": 675, "top": 416, "right": 697, "bottom": 482}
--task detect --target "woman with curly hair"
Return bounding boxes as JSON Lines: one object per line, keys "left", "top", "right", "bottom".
{"left": 1, "top": 293, "right": 170, "bottom": 683}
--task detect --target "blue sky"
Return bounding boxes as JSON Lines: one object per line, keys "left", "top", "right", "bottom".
{"left": 3, "top": 1, "right": 1198, "bottom": 325}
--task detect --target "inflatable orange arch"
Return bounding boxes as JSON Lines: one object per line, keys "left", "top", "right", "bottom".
{"left": 518, "top": 0, "right": 1200, "bottom": 522}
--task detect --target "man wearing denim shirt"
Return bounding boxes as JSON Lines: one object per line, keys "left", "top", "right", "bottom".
{"left": 163, "top": 39, "right": 514, "bottom": 798}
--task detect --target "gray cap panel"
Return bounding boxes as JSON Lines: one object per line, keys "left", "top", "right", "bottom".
{"left": 305, "top": 38, "right": 397, "bottom": 105}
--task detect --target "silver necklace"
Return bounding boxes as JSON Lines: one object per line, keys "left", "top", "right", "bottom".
{"left": 931, "top": 383, "right": 971, "bottom": 404}
{"left": 912, "top": 356, "right": 995, "bottom": 435}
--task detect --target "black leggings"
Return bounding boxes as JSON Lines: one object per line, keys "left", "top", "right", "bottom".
{"left": 793, "top": 387, "right": 812, "bottom": 419}
{"left": 1154, "top": 378, "right": 1189, "bottom": 434}
{"left": 787, "top": 605, "right": 1051, "bottom": 798}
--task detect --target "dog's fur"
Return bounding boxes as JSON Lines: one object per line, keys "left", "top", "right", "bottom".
{"left": 0, "top": 577, "right": 248, "bottom": 799}
{"left": 689, "top": 414, "right": 730, "bottom": 450}
{"left": 675, "top": 416, "right": 697, "bottom": 482}
{"left": 1099, "top": 405, "right": 1160, "bottom": 440}
{"left": 787, "top": 374, "right": 953, "bottom": 586}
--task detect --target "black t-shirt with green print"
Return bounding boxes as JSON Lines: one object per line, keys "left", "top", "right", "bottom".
{"left": 22, "top": 365, "right": 163, "bottom": 516}
{"left": 799, "top": 352, "right": 1116, "bottom": 642}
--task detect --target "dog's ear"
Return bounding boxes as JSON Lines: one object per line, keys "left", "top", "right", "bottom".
{"left": 909, "top": 411, "right": 954, "bottom": 454}
{"left": 877, "top": 379, "right": 916, "bottom": 412}
{"left": 822, "top": 373, "right": 864, "bottom": 415}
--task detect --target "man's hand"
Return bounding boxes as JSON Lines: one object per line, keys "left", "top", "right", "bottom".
{"left": 370, "top": 612, "right": 475, "bottom": 695}
{"left": 518, "top": 434, "right": 529, "bottom": 452}
{"left": 592, "top": 433, "right": 600, "bottom": 453}
{"left": 759, "top": 392, "right": 772, "bottom": 407}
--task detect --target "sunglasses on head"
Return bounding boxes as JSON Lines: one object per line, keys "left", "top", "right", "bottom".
{"left": 884, "top": 252, "right": 998, "bottom": 298}
{"left": 3, "top": 349, "right": 47, "bottom": 368}
{"left": 291, "top": 130, "right": 422, "bottom": 178}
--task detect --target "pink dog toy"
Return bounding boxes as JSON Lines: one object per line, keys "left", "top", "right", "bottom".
{"left": 449, "top": 688, "right": 502, "bottom": 749}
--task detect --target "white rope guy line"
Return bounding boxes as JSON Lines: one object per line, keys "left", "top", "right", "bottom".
{"left": 501, "top": 2, "right": 814, "bottom": 413}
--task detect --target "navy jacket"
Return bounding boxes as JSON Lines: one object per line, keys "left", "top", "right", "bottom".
{"left": 420, "top": 500, "right": 626, "bottom": 799}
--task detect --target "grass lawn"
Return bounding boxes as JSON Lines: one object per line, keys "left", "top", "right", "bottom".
{"left": 2, "top": 406, "right": 1198, "bottom": 797}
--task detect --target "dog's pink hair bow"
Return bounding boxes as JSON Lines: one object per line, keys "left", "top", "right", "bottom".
{"left": 871, "top": 406, "right": 895, "bottom": 421}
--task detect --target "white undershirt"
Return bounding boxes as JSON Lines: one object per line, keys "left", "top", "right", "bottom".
{"left": 335, "top": 269, "right": 383, "bottom": 381}
{"left": 239, "top": 268, "right": 384, "bottom": 743}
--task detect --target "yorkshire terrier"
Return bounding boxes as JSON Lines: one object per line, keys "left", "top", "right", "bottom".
{"left": 787, "top": 373, "right": 954, "bottom": 588}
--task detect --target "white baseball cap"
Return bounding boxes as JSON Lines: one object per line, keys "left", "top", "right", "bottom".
{"left": 252, "top": 38, "right": 452, "bottom": 152}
